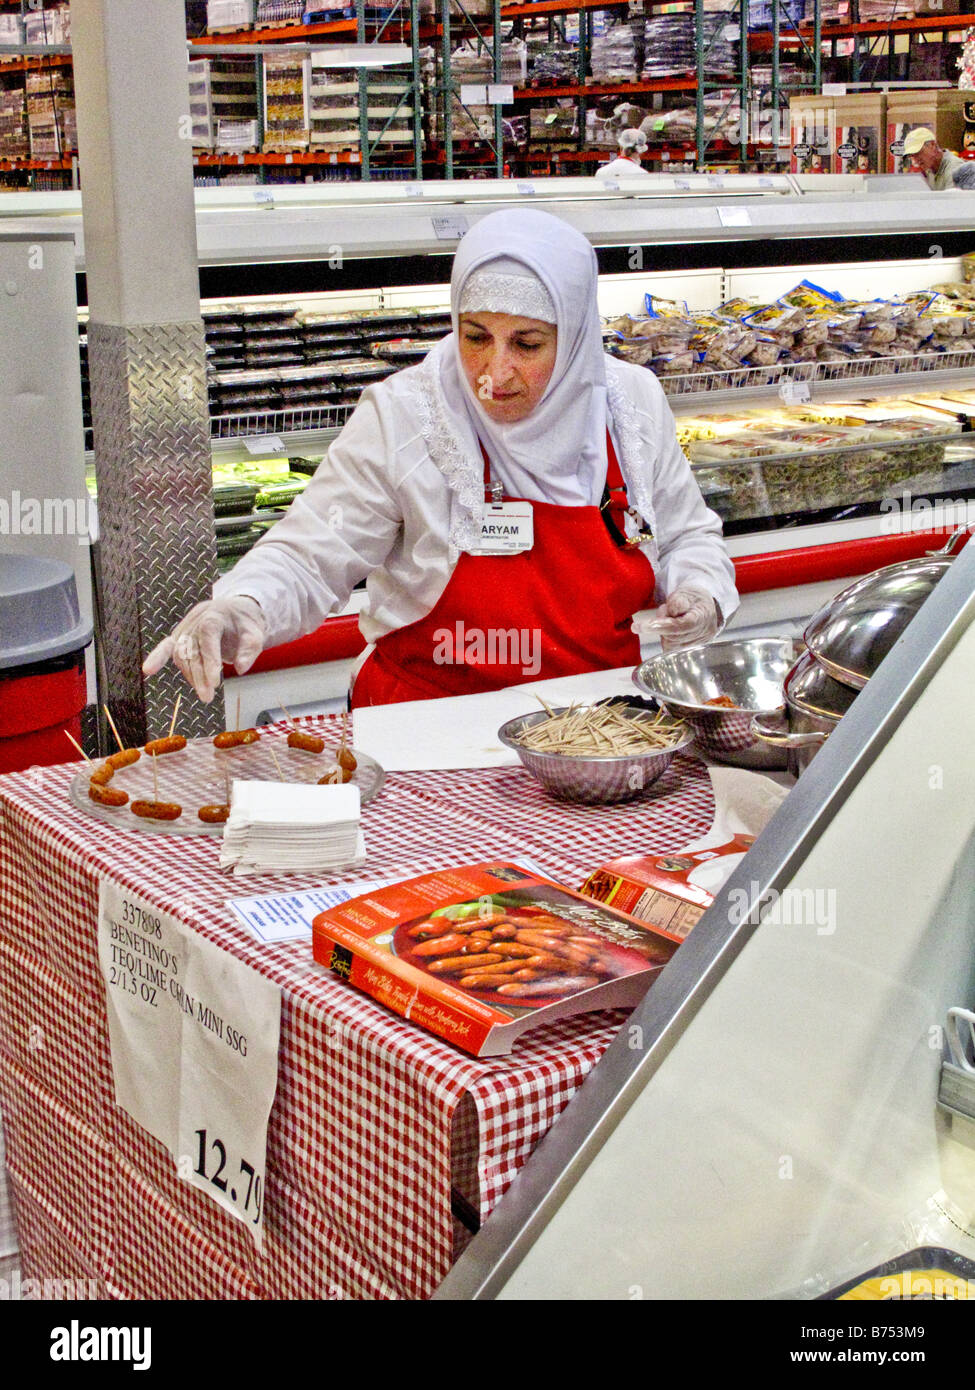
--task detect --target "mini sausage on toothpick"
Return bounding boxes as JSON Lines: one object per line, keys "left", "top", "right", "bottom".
{"left": 144, "top": 695, "right": 187, "bottom": 757}
{"left": 131, "top": 750, "right": 182, "bottom": 820}
{"left": 213, "top": 695, "right": 260, "bottom": 749}
{"left": 103, "top": 704, "right": 141, "bottom": 768}
{"left": 336, "top": 711, "right": 357, "bottom": 773}
{"left": 65, "top": 729, "right": 130, "bottom": 807}
{"left": 280, "top": 701, "right": 325, "bottom": 754}
{"left": 198, "top": 769, "right": 232, "bottom": 825}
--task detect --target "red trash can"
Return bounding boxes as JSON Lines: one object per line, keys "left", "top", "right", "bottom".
{"left": 0, "top": 554, "right": 94, "bottom": 776}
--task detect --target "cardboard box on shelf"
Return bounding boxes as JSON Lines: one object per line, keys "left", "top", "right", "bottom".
{"left": 908, "top": 39, "right": 953, "bottom": 82}
{"left": 887, "top": 88, "right": 969, "bottom": 173}
{"left": 0, "top": 15, "right": 23, "bottom": 46}
{"left": 833, "top": 92, "right": 886, "bottom": 174}
{"left": 789, "top": 93, "right": 835, "bottom": 173}
{"left": 207, "top": 0, "right": 256, "bottom": 31}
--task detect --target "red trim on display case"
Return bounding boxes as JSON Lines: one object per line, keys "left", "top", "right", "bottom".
{"left": 228, "top": 613, "right": 366, "bottom": 677}
{"left": 229, "top": 528, "right": 970, "bottom": 676}
{"left": 733, "top": 528, "right": 970, "bottom": 594}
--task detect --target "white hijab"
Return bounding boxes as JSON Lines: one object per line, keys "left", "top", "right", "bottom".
{"left": 418, "top": 209, "right": 609, "bottom": 511}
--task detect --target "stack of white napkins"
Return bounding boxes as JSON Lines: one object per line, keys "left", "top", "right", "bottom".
{"left": 219, "top": 780, "right": 365, "bottom": 877}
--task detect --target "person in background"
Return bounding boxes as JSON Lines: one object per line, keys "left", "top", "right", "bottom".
{"left": 596, "top": 128, "right": 653, "bottom": 181}
{"left": 951, "top": 160, "right": 975, "bottom": 191}
{"left": 902, "top": 126, "right": 966, "bottom": 190}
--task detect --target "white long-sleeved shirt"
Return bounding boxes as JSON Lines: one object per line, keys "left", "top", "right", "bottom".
{"left": 214, "top": 356, "right": 740, "bottom": 648}
{"left": 594, "top": 156, "right": 652, "bottom": 180}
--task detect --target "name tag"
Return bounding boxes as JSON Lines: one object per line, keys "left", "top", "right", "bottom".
{"left": 470, "top": 502, "right": 534, "bottom": 555}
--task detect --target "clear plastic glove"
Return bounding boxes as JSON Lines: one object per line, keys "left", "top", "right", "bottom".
{"left": 632, "top": 585, "right": 721, "bottom": 653}
{"left": 142, "top": 596, "right": 267, "bottom": 704}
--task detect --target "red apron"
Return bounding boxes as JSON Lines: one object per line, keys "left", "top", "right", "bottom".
{"left": 351, "top": 431, "right": 654, "bottom": 708}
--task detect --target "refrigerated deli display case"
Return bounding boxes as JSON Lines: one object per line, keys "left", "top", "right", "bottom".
{"left": 5, "top": 171, "right": 975, "bottom": 717}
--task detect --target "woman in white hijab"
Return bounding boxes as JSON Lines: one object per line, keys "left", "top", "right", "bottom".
{"left": 145, "top": 208, "right": 737, "bottom": 706}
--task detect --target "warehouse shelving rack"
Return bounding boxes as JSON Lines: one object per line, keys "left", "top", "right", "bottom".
{"left": 436, "top": 0, "right": 505, "bottom": 179}
{"left": 0, "top": 0, "right": 972, "bottom": 184}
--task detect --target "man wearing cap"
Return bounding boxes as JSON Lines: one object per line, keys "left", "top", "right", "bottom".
{"left": 902, "top": 126, "right": 966, "bottom": 190}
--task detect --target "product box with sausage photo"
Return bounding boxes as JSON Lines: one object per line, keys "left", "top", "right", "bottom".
{"left": 312, "top": 861, "right": 683, "bottom": 1056}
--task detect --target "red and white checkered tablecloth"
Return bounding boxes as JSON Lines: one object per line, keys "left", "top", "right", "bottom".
{"left": 0, "top": 717, "right": 715, "bottom": 1300}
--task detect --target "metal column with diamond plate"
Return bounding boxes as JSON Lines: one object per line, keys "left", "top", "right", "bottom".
{"left": 71, "top": 0, "right": 223, "bottom": 745}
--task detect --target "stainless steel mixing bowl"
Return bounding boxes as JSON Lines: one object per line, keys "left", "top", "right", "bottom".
{"left": 633, "top": 638, "right": 798, "bottom": 769}
{"left": 497, "top": 706, "right": 695, "bottom": 804}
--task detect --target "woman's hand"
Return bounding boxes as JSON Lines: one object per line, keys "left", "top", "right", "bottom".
{"left": 142, "top": 596, "right": 268, "bottom": 703}
{"left": 632, "top": 585, "right": 721, "bottom": 652}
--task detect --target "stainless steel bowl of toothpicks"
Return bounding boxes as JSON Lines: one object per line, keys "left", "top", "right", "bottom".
{"left": 497, "top": 698, "right": 694, "bottom": 804}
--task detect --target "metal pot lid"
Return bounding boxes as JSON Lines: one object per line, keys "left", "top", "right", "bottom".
{"left": 785, "top": 649, "right": 861, "bottom": 722}
{"left": 803, "top": 554, "right": 953, "bottom": 690}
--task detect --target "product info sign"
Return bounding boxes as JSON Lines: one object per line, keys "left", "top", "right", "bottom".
{"left": 97, "top": 880, "right": 281, "bottom": 1250}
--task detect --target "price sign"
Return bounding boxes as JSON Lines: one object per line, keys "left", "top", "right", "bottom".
{"left": 244, "top": 434, "right": 286, "bottom": 454}
{"left": 779, "top": 378, "right": 811, "bottom": 405}
{"left": 718, "top": 207, "right": 751, "bottom": 227}
{"left": 98, "top": 882, "right": 281, "bottom": 1249}
{"left": 432, "top": 214, "right": 470, "bottom": 241}
{"left": 253, "top": 189, "right": 275, "bottom": 207}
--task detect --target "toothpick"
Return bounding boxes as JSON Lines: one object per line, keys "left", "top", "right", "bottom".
{"left": 152, "top": 751, "right": 159, "bottom": 804}
{"left": 236, "top": 695, "right": 241, "bottom": 733}
{"left": 64, "top": 729, "right": 93, "bottom": 765}
{"left": 267, "top": 743, "right": 287, "bottom": 782}
{"left": 168, "top": 695, "right": 182, "bottom": 740}
{"left": 278, "top": 700, "right": 294, "bottom": 727}
{"left": 103, "top": 704, "right": 125, "bottom": 754}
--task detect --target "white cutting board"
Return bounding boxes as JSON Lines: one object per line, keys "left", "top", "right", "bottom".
{"left": 351, "top": 667, "right": 643, "bottom": 772}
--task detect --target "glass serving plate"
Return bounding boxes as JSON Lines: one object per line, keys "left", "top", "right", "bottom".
{"left": 69, "top": 733, "right": 386, "bottom": 837}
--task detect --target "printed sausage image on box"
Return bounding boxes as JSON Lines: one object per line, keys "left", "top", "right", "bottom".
{"left": 312, "top": 862, "right": 682, "bottom": 1056}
